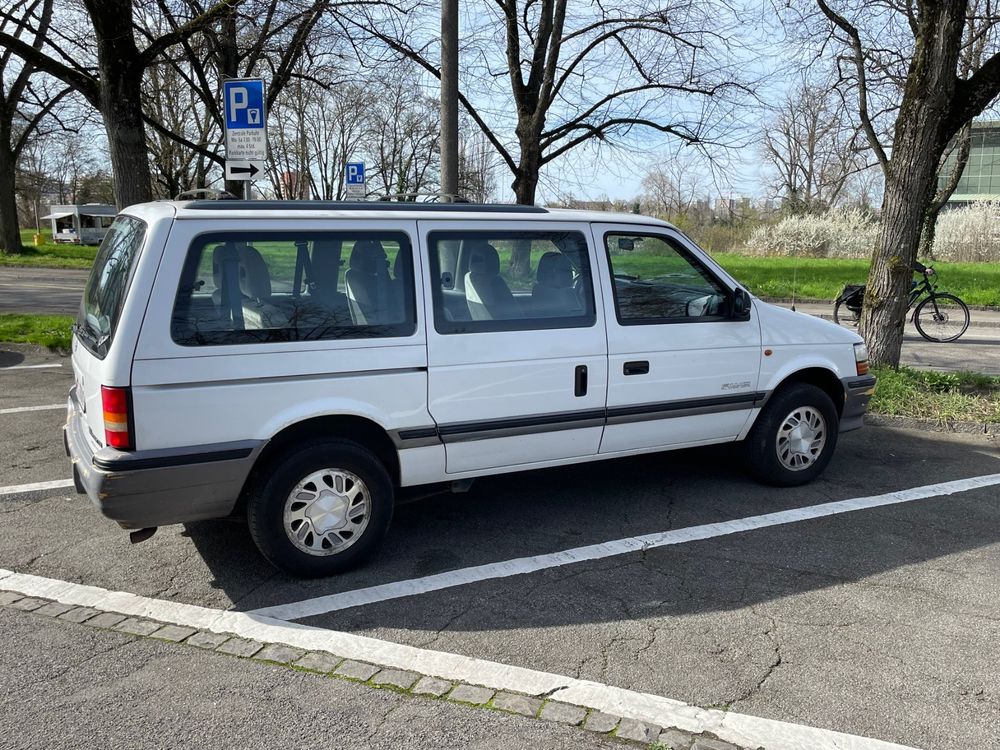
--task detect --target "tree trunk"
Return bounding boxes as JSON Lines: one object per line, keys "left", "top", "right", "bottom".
{"left": 219, "top": 8, "right": 246, "bottom": 198}
{"left": 88, "top": 0, "right": 153, "bottom": 207}
{"left": 101, "top": 70, "right": 153, "bottom": 207}
{"left": 860, "top": 4, "right": 965, "bottom": 368}
{"left": 918, "top": 208, "right": 939, "bottom": 260}
{"left": 0, "top": 144, "right": 24, "bottom": 253}
{"left": 509, "top": 150, "right": 540, "bottom": 279}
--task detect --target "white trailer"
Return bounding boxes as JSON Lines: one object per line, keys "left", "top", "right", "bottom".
{"left": 40, "top": 204, "right": 117, "bottom": 245}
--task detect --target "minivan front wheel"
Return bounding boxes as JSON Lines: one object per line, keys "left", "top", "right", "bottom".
{"left": 745, "top": 383, "right": 839, "bottom": 486}
{"left": 247, "top": 440, "right": 393, "bottom": 577}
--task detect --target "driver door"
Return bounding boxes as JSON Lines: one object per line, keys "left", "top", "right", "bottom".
{"left": 593, "top": 223, "right": 762, "bottom": 454}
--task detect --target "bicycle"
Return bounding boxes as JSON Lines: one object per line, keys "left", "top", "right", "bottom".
{"left": 833, "top": 264, "right": 970, "bottom": 342}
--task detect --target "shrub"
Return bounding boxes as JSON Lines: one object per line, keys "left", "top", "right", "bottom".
{"left": 742, "top": 209, "right": 878, "bottom": 259}
{"left": 932, "top": 201, "right": 1000, "bottom": 262}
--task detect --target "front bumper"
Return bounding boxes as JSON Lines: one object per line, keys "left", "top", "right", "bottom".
{"left": 840, "top": 374, "right": 877, "bottom": 432}
{"left": 64, "top": 389, "right": 263, "bottom": 529}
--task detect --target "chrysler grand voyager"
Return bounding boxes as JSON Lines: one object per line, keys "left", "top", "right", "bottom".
{"left": 65, "top": 200, "right": 875, "bottom": 576}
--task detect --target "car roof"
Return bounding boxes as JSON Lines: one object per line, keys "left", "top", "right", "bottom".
{"left": 126, "top": 200, "right": 677, "bottom": 230}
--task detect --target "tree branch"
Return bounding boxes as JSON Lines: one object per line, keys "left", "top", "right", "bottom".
{"left": 815, "top": 0, "right": 890, "bottom": 173}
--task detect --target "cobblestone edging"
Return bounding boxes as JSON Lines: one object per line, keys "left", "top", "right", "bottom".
{"left": 866, "top": 413, "right": 1000, "bottom": 436}
{"left": 0, "top": 591, "right": 755, "bottom": 750}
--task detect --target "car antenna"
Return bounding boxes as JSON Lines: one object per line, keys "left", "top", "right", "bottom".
{"left": 790, "top": 252, "right": 798, "bottom": 312}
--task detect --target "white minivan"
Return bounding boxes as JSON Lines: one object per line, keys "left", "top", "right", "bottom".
{"left": 66, "top": 200, "right": 875, "bottom": 576}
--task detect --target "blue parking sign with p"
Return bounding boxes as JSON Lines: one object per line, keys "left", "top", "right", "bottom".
{"left": 224, "top": 79, "right": 265, "bottom": 129}
{"left": 346, "top": 163, "right": 366, "bottom": 185}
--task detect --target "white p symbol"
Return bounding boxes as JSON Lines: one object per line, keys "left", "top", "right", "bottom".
{"left": 229, "top": 87, "right": 248, "bottom": 122}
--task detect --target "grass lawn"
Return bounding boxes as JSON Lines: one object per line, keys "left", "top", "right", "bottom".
{"left": 0, "top": 229, "right": 98, "bottom": 269}
{"left": 710, "top": 254, "right": 1000, "bottom": 308}
{"left": 870, "top": 366, "right": 1000, "bottom": 424}
{"left": 0, "top": 314, "right": 74, "bottom": 350}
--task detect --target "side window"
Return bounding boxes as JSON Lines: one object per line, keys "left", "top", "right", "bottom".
{"left": 171, "top": 231, "right": 416, "bottom": 346}
{"left": 605, "top": 233, "right": 730, "bottom": 324}
{"left": 427, "top": 230, "right": 596, "bottom": 334}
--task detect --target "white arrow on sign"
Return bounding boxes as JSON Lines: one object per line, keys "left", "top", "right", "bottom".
{"left": 225, "top": 160, "right": 264, "bottom": 181}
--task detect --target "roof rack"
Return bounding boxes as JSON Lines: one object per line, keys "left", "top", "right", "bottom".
{"left": 174, "top": 188, "right": 239, "bottom": 201}
{"left": 375, "top": 192, "right": 470, "bottom": 203}
{"left": 181, "top": 200, "right": 548, "bottom": 214}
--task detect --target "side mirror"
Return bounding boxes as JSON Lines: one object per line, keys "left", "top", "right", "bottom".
{"left": 732, "top": 287, "right": 752, "bottom": 318}
{"left": 617, "top": 237, "right": 635, "bottom": 251}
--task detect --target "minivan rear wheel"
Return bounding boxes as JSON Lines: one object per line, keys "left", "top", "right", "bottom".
{"left": 745, "top": 383, "right": 839, "bottom": 486}
{"left": 246, "top": 439, "right": 393, "bottom": 577}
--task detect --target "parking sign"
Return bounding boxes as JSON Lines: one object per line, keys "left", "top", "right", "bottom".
{"left": 223, "top": 79, "right": 267, "bottom": 169}
{"left": 345, "top": 162, "right": 366, "bottom": 198}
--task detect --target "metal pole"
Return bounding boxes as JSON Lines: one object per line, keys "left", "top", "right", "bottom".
{"left": 440, "top": 0, "right": 459, "bottom": 201}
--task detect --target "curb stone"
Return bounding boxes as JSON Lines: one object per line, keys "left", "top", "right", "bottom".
{"left": 0, "top": 591, "right": 757, "bottom": 750}
{"left": 867, "top": 413, "right": 1000, "bottom": 435}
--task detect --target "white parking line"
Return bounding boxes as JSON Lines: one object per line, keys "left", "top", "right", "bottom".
{"left": 249, "top": 472, "right": 1000, "bottom": 621}
{"left": 0, "top": 479, "right": 75, "bottom": 497}
{"left": 0, "top": 363, "right": 63, "bottom": 370}
{"left": 0, "top": 403, "right": 64, "bottom": 415}
{"left": 0, "top": 568, "right": 916, "bottom": 750}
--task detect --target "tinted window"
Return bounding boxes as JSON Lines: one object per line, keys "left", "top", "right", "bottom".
{"left": 604, "top": 233, "right": 729, "bottom": 323}
{"left": 428, "top": 230, "right": 596, "bottom": 334}
{"left": 77, "top": 214, "right": 146, "bottom": 358}
{"left": 171, "top": 231, "right": 416, "bottom": 346}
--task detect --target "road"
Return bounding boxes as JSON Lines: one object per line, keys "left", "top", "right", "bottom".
{"left": 0, "top": 266, "right": 89, "bottom": 316}
{"left": 1, "top": 349, "right": 998, "bottom": 750}
{"left": 2, "top": 266, "right": 997, "bottom": 374}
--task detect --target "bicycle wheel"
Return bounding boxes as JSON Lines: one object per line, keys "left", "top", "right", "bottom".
{"left": 913, "top": 293, "right": 970, "bottom": 342}
{"left": 833, "top": 299, "right": 860, "bottom": 328}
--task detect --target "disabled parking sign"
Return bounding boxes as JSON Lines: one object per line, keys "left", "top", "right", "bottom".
{"left": 223, "top": 79, "right": 267, "bottom": 170}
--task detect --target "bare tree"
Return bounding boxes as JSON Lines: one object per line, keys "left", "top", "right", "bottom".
{"left": 641, "top": 148, "right": 710, "bottom": 217}
{"left": 457, "top": 118, "right": 498, "bottom": 202}
{"left": 762, "top": 77, "right": 870, "bottom": 214}
{"left": 142, "top": 0, "right": 351, "bottom": 197}
{"left": 303, "top": 82, "right": 373, "bottom": 200}
{"left": 0, "top": 0, "right": 69, "bottom": 252}
{"left": 366, "top": 77, "right": 439, "bottom": 198}
{"left": 344, "top": 0, "right": 751, "bottom": 272}
{"left": 806, "top": 0, "right": 1000, "bottom": 366}
{"left": 0, "top": 0, "right": 244, "bottom": 207}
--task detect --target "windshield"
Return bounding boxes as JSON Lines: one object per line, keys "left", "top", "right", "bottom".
{"left": 77, "top": 214, "right": 147, "bottom": 358}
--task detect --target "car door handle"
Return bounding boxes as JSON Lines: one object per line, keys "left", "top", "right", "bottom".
{"left": 623, "top": 360, "right": 649, "bottom": 376}
{"left": 574, "top": 365, "right": 588, "bottom": 397}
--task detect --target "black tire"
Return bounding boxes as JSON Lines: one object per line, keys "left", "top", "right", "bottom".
{"left": 833, "top": 299, "right": 860, "bottom": 328}
{"left": 913, "top": 293, "right": 970, "bottom": 342}
{"left": 246, "top": 439, "right": 393, "bottom": 577}
{"left": 745, "top": 383, "right": 839, "bottom": 487}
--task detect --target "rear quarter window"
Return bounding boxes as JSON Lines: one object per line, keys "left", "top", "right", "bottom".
{"left": 77, "top": 215, "right": 147, "bottom": 358}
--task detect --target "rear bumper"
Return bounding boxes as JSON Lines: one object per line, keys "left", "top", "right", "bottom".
{"left": 840, "top": 375, "right": 877, "bottom": 432}
{"left": 64, "top": 389, "right": 263, "bottom": 529}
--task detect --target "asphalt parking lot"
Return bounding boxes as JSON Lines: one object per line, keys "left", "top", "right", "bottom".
{"left": 2, "top": 347, "right": 999, "bottom": 750}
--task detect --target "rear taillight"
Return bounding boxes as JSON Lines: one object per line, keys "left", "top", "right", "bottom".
{"left": 101, "top": 385, "right": 133, "bottom": 450}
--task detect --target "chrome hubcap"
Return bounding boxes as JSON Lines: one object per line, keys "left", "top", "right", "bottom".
{"left": 776, "top": 406, "right": 827, "bottom": 471}
{"left": 283, "top": 469, "right": 370, "bottom": 556}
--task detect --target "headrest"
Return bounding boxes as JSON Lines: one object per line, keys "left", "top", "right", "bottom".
{"left": 536, "top": 252, "right": 573, "bottom": 288}
{"left": 350, "top": 239, "right": 386, "bottom": 275}
{"left": 393, "top": 247, "right": 406, "bottom": 279}
{"left": 310, "top": 239, "right": 342, "bottom": 282}
{"left": 211, "top": 245, "right": 227, "bottom": 289}
{"left": 237, "top": 245, "right": 271, "bottom": 299}
{"left": 468, "top": 241, "right": 500, "bottom": 277}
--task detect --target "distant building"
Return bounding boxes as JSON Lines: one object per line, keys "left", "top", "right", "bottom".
{"left": 941, "top": 120, "right": 1000, "bottom": 205}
